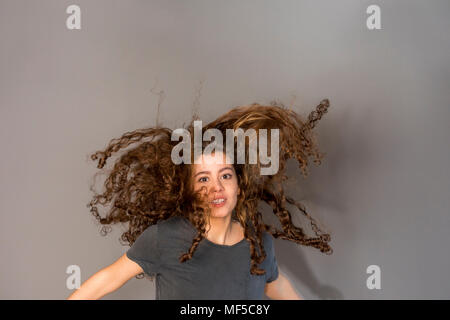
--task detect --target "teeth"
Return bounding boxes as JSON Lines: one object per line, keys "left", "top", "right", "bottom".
{"left": 212, "top": 199, "right": 225, "bottom": 204}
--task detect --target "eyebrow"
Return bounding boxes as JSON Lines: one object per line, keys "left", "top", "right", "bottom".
{"left": 193, "top": 166, "right": 234, "bottom": 178}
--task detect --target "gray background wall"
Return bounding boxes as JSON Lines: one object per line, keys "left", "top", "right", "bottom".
{"left": 1, "top": 0, "right": 449, "bottom": 299}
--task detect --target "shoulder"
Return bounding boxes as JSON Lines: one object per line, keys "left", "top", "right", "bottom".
{"left": 156, "top": 215, "right": 197, "bottom": 242}
{"left": 158, "top": 215, "right": 192, "bottom": 230}
{"left": 136, "top": 216, "right": 186, "bottom": 240}
{"left": 262, "top": 230, "right": 274, "bottom": 244}
{"left": 261, "top": 231, "right": 276, "bottom": 253}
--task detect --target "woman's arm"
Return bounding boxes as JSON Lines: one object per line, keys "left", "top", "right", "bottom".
{"left": 264, "top": 271, "right": 304, "bottom": 300}
{"left": 67, "top": 253, "right": 144, "bottom": 300}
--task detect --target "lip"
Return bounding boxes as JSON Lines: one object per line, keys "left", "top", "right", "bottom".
{"left": 210, "top": 198, "right": 227, "bottom": 208}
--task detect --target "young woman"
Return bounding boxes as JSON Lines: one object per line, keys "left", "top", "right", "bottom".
{"left": 67, "top": 99, "right": 333, "bottom": 300}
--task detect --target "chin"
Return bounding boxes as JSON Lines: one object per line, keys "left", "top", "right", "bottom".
{"left": 210, "top": 208, "right": 232, "bottom": 218}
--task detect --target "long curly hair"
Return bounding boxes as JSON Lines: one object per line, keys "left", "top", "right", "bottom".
{"left": 87, "top": 99, "right": 333, "bottom": 279}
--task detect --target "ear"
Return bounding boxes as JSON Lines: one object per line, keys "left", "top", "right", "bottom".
{"left": 237, "top": 187, "right": 241, "bottom": 195}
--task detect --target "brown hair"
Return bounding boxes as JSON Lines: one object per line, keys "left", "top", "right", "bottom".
{"left": 87, "top": 99, "right": 333, "bottom": 279}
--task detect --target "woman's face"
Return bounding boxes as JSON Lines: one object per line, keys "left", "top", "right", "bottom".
{"left": 191, "top": 151, "right": 240, "bottom": 218}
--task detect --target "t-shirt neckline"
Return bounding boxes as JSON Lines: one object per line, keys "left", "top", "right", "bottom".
{"left": 181, "top": 216, "right": 246, "bottom": 249}
{"left": 203, "top": 236, "right": 246, "bottom": 249}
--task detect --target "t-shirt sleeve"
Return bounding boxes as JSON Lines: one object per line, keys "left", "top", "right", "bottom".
{"left": 265, "top": 233, "right": 279, "bottom": 283}
{"left": 126, "top": 224, "right": 160, "bottom": 277}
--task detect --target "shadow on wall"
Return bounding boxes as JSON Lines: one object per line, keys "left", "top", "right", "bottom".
{"left": 259, "top": 170, "right": 344, "bottom": 300}
{"left": 275, "top": 239, "right": 344, "bottom": 300}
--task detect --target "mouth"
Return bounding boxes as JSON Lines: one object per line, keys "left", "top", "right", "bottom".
{"left": 210, "top": 198, "right": 226, "bottom": 208}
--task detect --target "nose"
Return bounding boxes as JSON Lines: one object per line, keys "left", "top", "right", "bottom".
{"left": 210, "top": 177, "right": 224, "bottom": 193}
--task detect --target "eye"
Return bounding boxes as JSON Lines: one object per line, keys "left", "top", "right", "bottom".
{"left": 198, "top": 176, "right": 208, "bottom": 183}
{"left": 222, "top": 173, "right": 232, "bottom": 179}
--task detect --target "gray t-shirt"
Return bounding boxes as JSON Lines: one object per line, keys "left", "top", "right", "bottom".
{"left": 126, "top": 215, "right": 279, "bottom": 299}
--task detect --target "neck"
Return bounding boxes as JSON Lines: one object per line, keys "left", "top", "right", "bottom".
{"left": 205, "top": 215, "right": 234, "bottom": 245}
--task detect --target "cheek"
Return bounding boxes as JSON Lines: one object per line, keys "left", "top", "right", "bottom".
{"left": 229, "top": 183, "right": 240, "bottom": 201}
{"left": 229, "top": 192, "right": 239, "bottom": 209}
{"left": 193, "top": 183, "right": 208, "bottom": 195}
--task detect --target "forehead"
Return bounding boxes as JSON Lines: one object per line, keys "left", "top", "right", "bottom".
{"left": 192, "top": 152, "right": 233, "bottom": 172}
